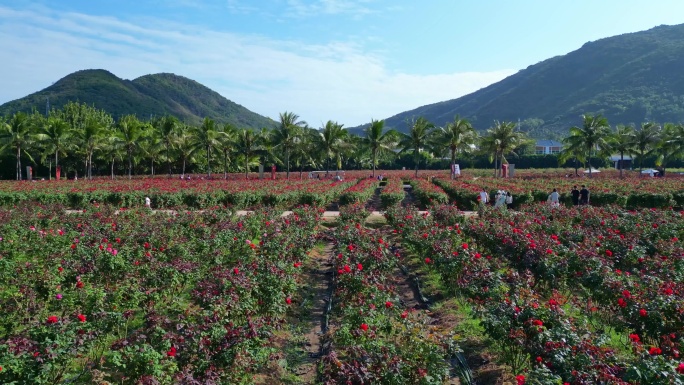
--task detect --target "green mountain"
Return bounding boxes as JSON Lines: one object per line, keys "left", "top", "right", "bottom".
{"left": 0, "top": 69, "right": 276, "bottom": 128}
{"left": 350, "top": 23, "right": 684, "bottom": 139}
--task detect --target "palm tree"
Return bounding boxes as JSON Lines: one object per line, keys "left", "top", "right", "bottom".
{"left": 175, "top": 128, "right": 197, "bottom": 178}
{"left": 235, "top": 128, "right": 263, "bottom": 179}
{"left": 558, "top": 144, "right": 587, "bottom": 177}
{"left": 0, "top": 112, "right": 35, "bottom": 180}
{"left": 654, "top": 123, "right": 684, "bottom": 174}
{"left": 100, "top": 135, "right": 126, "bottom": 179}
{"left": 479, "top": 121, "right": 528, "bottom": 178}
{"left": 610, "top": 124, "right": 635, "bottom": 178}
{"left": 75, "top": 116, "right": 106, "bottom": 180}
{"left": 433, "top": 115, "right": 476, "bottom": 179}
{"left": 153, "top": 116, "right": 178, "bottom": 178}
{"left": 116, "top": 115, "right": 144, "bottom": 179}
{"left": 292, "top": 126, "right": 320, "bottom": 178}
{"left": 218, "top": 123, "right": 238, "bottom": 179}
{"left": 257, "top": 127, "right": 278, "bottom": 174}
{"left": 319, "top": 120, "right": 349, "bottom": 175}
{"left": 273, "top": 112, "right": 306, "bottom": 179}
{"left": 139, "top": 124, "right": 163, "bottom": 176}
{"left": 362, "top": 119, "right": 398, "bottom": 177}
{"left": 399, "top": 117, "right": 435, "bottom": 178}
{"left": 35, "top": 116, "right": 72, "bottom": 180}
{"left": 562, "top": 114, "right": 612, "bottom": 178}
{"left": 191, "top": 118, "right": 221, "bottom": 178}
{"left": 632, "top": 122, "right": 661, "bottom": 174}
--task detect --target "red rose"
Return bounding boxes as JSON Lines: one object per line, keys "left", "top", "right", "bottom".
{"left": 47, "top": 316, "right": 58, "bottom": 324}
{"left": 167, "top": 346, "right": 176, "bottom": 357}
{"left": 360, "top": 323, "right": 368, "bottom": 331}
{"left": 77, "top": 314, "right": 86, "bottom": 323}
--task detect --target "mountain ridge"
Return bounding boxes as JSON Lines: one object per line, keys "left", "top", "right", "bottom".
{"left": 0, "top": 69, "right": 276, "bottom": 128}
{"left": 348, "top": 23, "right": 684, "bottom": 138}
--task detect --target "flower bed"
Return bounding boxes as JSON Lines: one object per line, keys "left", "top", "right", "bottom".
{"left": 408, "top": 177, "right": 449, "bottom": 207}
{"left": 386, "top": 204, "right": 684, "bottom": 384}
{"left": 0, "top": 178, "right": 356, "bottom": 209}
{"left": 320, "top": 213, "right": 457, "bottom": 384}
{"left": 434, "top": 176, "right": 684, "bottom": 209}
{"left": 378, "top": 177, "right": 405, "bottom": 209}
{"left": 0, "top": 204, "right": 320, "bottom": 383}
{"left": 337, "top": 178, "right": 378, "bottom": 206}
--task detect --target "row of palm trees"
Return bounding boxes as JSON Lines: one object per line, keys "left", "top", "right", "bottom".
{"left": 2, "top": 103, "right": 682, "bottom": 181}
{"left": 561, "top": 114, "right": 684, "bottom": 177}
{"left": 0, "top": 102, "right": 497, "bottom": 180}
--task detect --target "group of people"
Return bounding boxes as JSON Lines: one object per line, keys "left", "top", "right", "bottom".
{"left": 478, "top": 184, "right": 590, "bottom": 211}
{"left": 548, "top": 185, "right": 590, "bottom": 207}
{"left": 478, "top": 188, "right": 513, "bottom": 210}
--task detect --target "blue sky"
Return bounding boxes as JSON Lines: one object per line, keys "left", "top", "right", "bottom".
{"left": 1, "top": 0, "right": 683, "bottom": 127}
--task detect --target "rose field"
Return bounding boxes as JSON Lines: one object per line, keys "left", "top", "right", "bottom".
{"left": 0, "top": 171, "right": 683, "bottom": 384}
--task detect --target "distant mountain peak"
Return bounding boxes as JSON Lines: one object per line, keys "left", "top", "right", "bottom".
{"left": 0, "top": 70, "right": 275, "bottom": 129}
{"left": 349, "top": 23, "right": 684, "bottom": 139}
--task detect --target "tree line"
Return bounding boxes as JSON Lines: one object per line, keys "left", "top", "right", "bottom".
{"left": 1, "top": 102, "right": 683, "bottom": 180}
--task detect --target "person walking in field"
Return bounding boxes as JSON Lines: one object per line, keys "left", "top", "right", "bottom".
{"left": 580, "top": 185, "right": 590, "bottom": 205}
{"left": 571, "top": 186, "right": 580, "bottom": 206}
{"left": 479, "top": 188, "right": 489, "bottom": 205}
{"left": 547, "top": 188, "right": 560, "bottom": 207}
{"left": 506, "top": 191, "right": 513, "bottom": 210}
{"left": 494, "top": 190, "right": 507, "bottom": 209}
{"left": 145, "top": 196, "right": 151, "bottom": 208}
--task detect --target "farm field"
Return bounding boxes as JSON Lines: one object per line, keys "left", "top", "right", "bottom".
{"left": 0, "top": 172, "right": 683, "bottom": 384}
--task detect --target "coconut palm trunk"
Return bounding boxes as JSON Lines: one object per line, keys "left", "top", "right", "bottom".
{"left": 16, "top": 147, "right": 22, "bottom": 180}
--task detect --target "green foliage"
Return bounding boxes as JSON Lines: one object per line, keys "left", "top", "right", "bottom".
{"left": 347, "top": 24, "right": 684, "bottom": 138}
{"left": 0, "top": 70, "right": 275, "bottom": 129}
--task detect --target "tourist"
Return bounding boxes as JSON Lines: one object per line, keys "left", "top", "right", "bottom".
{"left": 145, "top": 196, "right": 151, "bottom": 208}
{"left": 579, "top": 185, "right": 590, "bottom": 205}
{"left": 494, "top": 190, "right": 507, "bottom": 209}
{"left": 506, "top": 191, "right": 513, "bottom": 210}
{"left": 547, "top": 188, "right": 560, "bottom": 207}
{"left": 571, "top": 185, "right": 580, "bottom": 206}
{"left": 479, "top": 188, "right": 489, "bottom": 205}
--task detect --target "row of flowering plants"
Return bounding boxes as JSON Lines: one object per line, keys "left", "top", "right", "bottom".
{"left": 386, "top": 203, "right": 684, "bottom": 384}
{"left": 319, "top": 206, "right": 458, "bottom": 384}
{"left": 0, "top": 178, "right": 356, "bottom": 209}
{"left": 338, "top": 178, "right": 379, "bottom": 206}
{"left": 408, "top": 178, "right": 449, "bottom": 207}
{"left": 0, "top": 203, "right": 320, "bottom": 384}
{"left": 434, "top": 176, "right": 684, "bottom": 209}
{"left": 379, "top": 177, "right": 405, "bottom": 209}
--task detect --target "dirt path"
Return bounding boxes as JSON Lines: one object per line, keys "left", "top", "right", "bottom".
{"left": 381, "top": 227, "right": 461, "bottom": 385}
{"left": 365, "top": 187, "right": 384, "bottom": 212}
{"left": 293, "top": 238, "right": 335, "bottom": 384}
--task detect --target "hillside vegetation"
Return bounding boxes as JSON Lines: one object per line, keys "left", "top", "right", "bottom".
{"left": 350, "top": 24, "right": 684, "bottom": 138}
{"left": 0, "top": 69, "right": 275, "bottom": 129}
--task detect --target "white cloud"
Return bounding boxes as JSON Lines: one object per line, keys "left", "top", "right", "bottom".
{"left": 0, "top": 5, "right": 514, "bottom": 127}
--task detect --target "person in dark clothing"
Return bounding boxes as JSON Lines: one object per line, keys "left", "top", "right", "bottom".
{"left": 571, "top": 186, "right": 580, "bottom": 206}
{"left": 579, "top": 185, "right": 590, "bottom": 205}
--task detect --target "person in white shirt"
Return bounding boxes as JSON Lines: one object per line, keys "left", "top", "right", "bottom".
{"left": 479, "top": 189, "right": 489, "bottom": 204}
{"left": 547, "top": 189, "right": 560, "bottom": 207}
{"left": 506, "top": 192, "right": 513, "bottom": 209}
{"left": 145, "top": 196, "right": 151, "bottom": 208}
